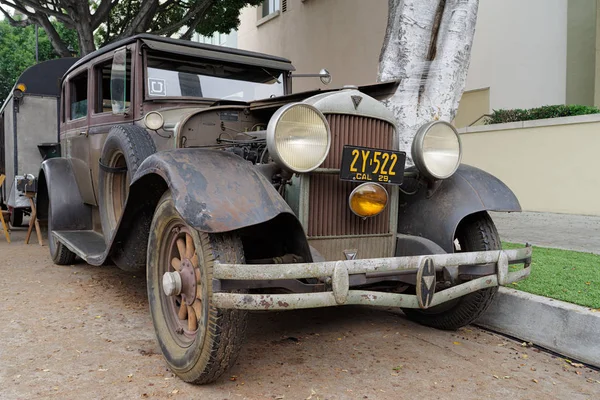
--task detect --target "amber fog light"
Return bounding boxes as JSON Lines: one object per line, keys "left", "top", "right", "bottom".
{"left": 349, "top": 183, "right": 388, "bottom": 218}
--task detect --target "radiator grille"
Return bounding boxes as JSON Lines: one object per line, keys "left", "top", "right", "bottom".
{"left": 307, "top": 114, "right": 395, "bottom": 237}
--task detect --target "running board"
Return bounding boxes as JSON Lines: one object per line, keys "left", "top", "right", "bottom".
{"left": 52, "top": 230, "right": 106, "bottom": 265}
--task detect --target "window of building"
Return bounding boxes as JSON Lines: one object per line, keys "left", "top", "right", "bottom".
{"left": 69, "top": 72, "right": 88, "bottom": 120}
{"left": 193, "top": 31, "right": 238, "bottom": 48}
{"left": 94, "top": 52, "right": 131, "bottom": 114}
{"left": 262, "top": 0, "right": 280, "bottom": 17}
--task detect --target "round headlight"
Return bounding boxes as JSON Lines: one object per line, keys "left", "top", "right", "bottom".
{"left": 144, "top": 111, "right": 164, "bottom": 131}
{"left": 349, "top": 183, "right": 389, "bottom": 218}
{"left": 267, "top": 103, "right": 331, "bottom": 173}
{"left": 412, "top": 121, "right": 462, "bottom": 180}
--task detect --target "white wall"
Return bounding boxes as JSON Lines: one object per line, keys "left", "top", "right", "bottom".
{"left": 460, "top": 114, "right": 600, "bottom": 216}
{"left": 237, "top": 0, "right": 389, "bottom": 93}
{"left": 465, "top": 0, "right": 568, "bottom": 110}
{"left": 237, "top": 0, "right": 570, "bottom": 110}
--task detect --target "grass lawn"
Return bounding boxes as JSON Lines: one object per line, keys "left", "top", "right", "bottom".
{"left": 503, "top": 242, "right": 600, "bottom": 309}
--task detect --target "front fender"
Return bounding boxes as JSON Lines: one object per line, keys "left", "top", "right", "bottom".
{"left": 132, "top": 149, "right": 294, "bottom": 232}
{"left": 397, "top": 164, "right": 521, "bottom": 252}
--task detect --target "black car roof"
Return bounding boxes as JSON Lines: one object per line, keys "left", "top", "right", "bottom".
{"left": 65, "top": 34, "right": 294, "bottom": 76}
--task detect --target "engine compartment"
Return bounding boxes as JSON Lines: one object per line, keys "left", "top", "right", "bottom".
{"left": 179, "top": 107, "right": 272, "bottom": 164}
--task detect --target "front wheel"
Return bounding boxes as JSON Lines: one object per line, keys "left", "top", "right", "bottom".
{"left": 147, "top": 192, "right": 247, "bottom": 384}
{"left": 402, "top": 212, "right": 500, "bottom": 330}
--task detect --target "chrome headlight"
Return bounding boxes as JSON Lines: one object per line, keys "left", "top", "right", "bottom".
{"left": 412, "top": 121, "right": 462, "bottom": 180}
{"left": 144, "top": 111, "right": 164, "bottom": 130}
{"left": 266, "top": 103, "right": 331, "bottom": 173}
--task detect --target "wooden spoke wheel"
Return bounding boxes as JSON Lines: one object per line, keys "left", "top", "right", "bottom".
{"left": 99, "top": 125, "right": 156, "bottom": 244}
{"left": 147, "top": 191, "right": 247, "bottom": 384}
{"left": 162, "top": 227, "right": 204, "bottom": 343}
{"left": 104, "top": 151, "right": 130, "bottom": 230}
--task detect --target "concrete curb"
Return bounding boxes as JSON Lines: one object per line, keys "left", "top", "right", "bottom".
{"left": 475, "top": 287, "right": 600, "bottom": 368}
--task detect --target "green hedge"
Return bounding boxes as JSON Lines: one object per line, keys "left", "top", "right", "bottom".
{"left": 486, "top": 104, "right": 600, "bottom": 124}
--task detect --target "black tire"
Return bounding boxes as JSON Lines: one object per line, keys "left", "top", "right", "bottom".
{"left": 147, "top": 192, "right": 248, "bottom": 384}
{"left": 47, "top": 198, "right": 76, "bottom": 265}
{"left": 99, "top": 125, "right": 156, "bottom": 242}
{"left": 9, "top": 208, "right": 23, "bottom": 227}
{"left": 402, "top": 212, "right": 500, "bottom": 330}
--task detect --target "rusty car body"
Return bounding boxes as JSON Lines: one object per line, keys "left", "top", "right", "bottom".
{"left": 37, "top": 34, "right": 531, "bottom": 384}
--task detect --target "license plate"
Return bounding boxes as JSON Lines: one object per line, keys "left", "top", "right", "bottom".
{"left": 339, "top": 145, "right": 406, "bottom": 185}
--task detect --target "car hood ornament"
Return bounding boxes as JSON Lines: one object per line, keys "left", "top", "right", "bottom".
{"left": 351, "top": 95, "right": 363, "bottom": 110}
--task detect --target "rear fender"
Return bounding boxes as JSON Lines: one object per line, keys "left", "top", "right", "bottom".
{"left": 397, "top": 164, "right": 521, "bottom": 253}
{"left": 37, "top": 158, "right": 92, "bottom": 230}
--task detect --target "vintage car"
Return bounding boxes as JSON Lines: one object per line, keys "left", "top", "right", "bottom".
{"left": 37, "top": 34, "right": 531, "bottom": 384}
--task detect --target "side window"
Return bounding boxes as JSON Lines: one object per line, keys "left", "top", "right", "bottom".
{"left": 69, "top": 72, "right": 88, "bottom": 120}
{"left": 61, "top": 85, "right": 66, "bottom": 122}
{"left": 95, "top": 49, "right": 131, "bottom": 114}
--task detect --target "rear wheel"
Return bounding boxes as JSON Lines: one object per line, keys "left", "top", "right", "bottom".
{"left": 9, "top": 208, "right": 23, "bottom": 227}
{"left": 402, "top": 212, "right": 500, "bottom": 330}
{"left": 47, "top": 199, "right": 76, "bottom": 265}
{"left": 147, "top": 192, "right": 247, "bottom": 384}
{"left": 99, "top": 125, "right": 155, "bottom": 242}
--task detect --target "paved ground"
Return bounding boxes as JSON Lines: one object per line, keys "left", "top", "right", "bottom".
{"left": 491, "top": 211, "right": 600, "bottom": 255}
{"left": 1, "top": 228, "right": 598, "bottom": 399}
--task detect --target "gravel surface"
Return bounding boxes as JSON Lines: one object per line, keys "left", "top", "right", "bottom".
{"left": 1, "top": 228, "right": 598, "bottom": 399}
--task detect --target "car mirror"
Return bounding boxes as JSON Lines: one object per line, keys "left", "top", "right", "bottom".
{"left": 319, "top": 69, "right": 332, "bottom": 85}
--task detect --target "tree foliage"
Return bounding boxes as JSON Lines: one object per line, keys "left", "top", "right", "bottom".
{"left": 0, "top": 0, "right": 263, "bottom": 56}
{"left": 486, "top": 105, "right": 600, "bottom": 125}
{"left": 0, "top": 18, "right": 78, "bottom": 101}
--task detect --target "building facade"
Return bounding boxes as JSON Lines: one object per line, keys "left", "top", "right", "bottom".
{"left": 235, "top": 0, "right": 599, "bottom": 127}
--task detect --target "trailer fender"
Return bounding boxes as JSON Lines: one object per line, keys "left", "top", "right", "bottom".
{"left": 397, "top": 164, "right": 521, "bottom": 253}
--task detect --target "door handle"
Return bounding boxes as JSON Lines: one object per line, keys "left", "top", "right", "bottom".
{"left": 79, "top": 130, "right": 88, "bottom": 137}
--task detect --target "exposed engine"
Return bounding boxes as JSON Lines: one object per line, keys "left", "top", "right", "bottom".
{"left": 219, "top": 130, "right": 269, "bottom": 164}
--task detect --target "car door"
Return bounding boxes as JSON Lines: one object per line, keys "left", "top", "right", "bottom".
{"left": 88, "top": 46, "right": 134, "bottom": 203}
{"left": 61, "top": 67, "right": 97, "bottom": 208}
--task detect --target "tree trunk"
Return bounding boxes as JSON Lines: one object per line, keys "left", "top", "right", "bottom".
{"left": 121, "top": 0, "right": 159, "bottom": 37}
{"left": 71, "top": 2, "right": 97, "bottom": 55}
{"left": 37, "top": 16, "right": 72, "bottom": 57}
{"left": 77, "top": 23, "right": 97, "bottom": 55}
{"left": 378, "top": 0, "right": 478, "bottom": 165}
{"left": 419, "top": 0, "right": 478, "bottom": 123}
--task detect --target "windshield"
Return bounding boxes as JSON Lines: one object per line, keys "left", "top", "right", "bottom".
{"left": 146, "top": 52, "right": 284, "bottom": 101}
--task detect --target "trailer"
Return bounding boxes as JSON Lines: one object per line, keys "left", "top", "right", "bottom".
{"left": 0, "top": 57, "right": 77, "bottom": 226}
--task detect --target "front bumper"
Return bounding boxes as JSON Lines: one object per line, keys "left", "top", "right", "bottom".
{"left": 212, "top": 246, "right": 532, "bottom": 311}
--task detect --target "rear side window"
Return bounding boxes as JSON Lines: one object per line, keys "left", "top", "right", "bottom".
{"left": 70, "top": 72, "right": 88, "bottom": 120}
{"left": 61, "top": 85, "right": 66, "bottom": 122}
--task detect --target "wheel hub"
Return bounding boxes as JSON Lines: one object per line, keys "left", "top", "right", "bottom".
{"left": 162, "top": 271, "right": 182, "bottom": 296}
{"left": 162, "top": 258, "right": 197, "bottom": 306}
